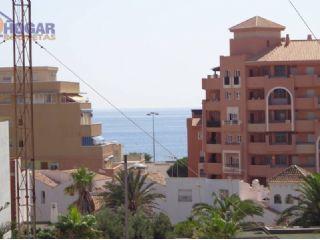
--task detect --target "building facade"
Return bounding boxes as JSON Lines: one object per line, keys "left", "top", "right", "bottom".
{"left": 35, "top": 169, "right": 110, "bottom": 223}
{"left": 188, "top": 16, "right": 320, "bottom": 184}
{"left": 154, "top": 177, "right": 277, "bottom": 225}
{"left": 0, "top": 67, "right": 122, "bottom": 172}
{"left": 0, "top": 121, "right": 11, "bottom": 237}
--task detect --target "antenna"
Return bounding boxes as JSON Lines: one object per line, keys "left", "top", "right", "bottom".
{"left": 12, "top": 0, "right": 36, "bottom": 237}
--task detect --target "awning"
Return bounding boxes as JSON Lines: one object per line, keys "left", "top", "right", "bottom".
{"left": 93, "top": 136, "right": 105, "bottom": 145}
{"left": 66, "top": 95, "right": 87, "bottom": 103}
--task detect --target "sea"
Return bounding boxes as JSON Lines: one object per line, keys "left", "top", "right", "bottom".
{"left": 93, "top": 108, "right": 191, "bottom": 161}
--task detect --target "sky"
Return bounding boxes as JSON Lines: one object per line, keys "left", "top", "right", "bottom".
{"left": 0, "top": 0, "right": 319, "bottom": 109}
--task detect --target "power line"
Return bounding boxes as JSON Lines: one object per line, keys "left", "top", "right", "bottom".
{"left": 33, "top": 41, "right": 182, "bottom": 163}
{"left": 288, "top": 0, "right": 319, "bottom": 41}
{"left": 33, "top": 40, "right": 277, "bottom": 237}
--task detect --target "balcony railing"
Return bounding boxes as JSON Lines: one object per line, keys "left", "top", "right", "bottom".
{"left": 223, "top": 120, "right": 240, "bottom": 125}
{"left": 207, "top": 120, "right": 221, "bottom": 128}
{"left": 269, "top": 98, "right": 291, "bottom": 105}
{"left": 207, "top": 139, "right": 220, "bottom": 144}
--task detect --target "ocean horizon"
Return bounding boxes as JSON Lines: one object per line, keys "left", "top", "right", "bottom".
{"left": 92, "top": 107, "right": 195, "bottom": 161}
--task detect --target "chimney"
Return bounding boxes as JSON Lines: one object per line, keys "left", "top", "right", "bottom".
{"left": 285, "top": 34, "right": 290, "bottom": 46}
{"left": 307, "top": 34, "right": 312, "bottom": 40}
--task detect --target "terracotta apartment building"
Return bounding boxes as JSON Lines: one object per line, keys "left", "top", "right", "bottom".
{"left": 187, "top": 16, "right": 320, "bottom": 184}
{"left": 0, "top": 66, "right": 122, "bottom": 172}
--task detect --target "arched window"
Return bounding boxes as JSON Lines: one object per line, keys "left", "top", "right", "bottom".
{"left": 285, "top": 194, "right": 294, "bottom": 204}
{"left": 274, "top": 194, "right": 282, "bottom": 204}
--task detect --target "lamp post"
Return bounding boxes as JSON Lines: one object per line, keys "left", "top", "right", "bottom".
{"left": 146, "top": 112, "right": 159, "bottom": 162}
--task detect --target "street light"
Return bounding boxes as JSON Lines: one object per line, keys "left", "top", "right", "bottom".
{"left": 146, "top": 112, "right": 159, "bottom": 162}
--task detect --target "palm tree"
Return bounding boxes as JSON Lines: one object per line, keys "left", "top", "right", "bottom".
{"left": 64, "top": 167, "right": 95, "bottom": 214}
{"left": 278, "top": 173, "right": 320, "bottom": 227}
{"left": 55, "top": 207, "right": 101, "bottom": 238}
{"left": 192, "top": 193, "right": 263, "bottom": 238}
{"left": 193, "top": 193, "right": 263, "bottom": 223}
{"left": 103, "top": 169, "right": 164, "bottom": 214}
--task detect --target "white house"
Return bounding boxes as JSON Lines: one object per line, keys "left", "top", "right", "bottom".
{"left": 0, "top": 121, "right": 11, "bottom": 238}
{"left": 154, "top": 177, "right": 277, "bottom": 225}
{"left": 268, "top": 165, "right": 310, "bottom": 213}
{"left": 35, "top": 169, "right": 111, "bottom": 223}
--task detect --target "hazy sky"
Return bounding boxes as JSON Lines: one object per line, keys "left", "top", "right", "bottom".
{"left": 0, "top": 0, "right": 318, "bottom": 109}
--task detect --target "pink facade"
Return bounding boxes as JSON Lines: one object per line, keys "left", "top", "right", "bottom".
{"left": 187, "top": 16, "right": 320, "bottom": 184}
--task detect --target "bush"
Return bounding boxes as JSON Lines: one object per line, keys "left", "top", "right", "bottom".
{"left": 152, "top": 212, "right": 173, "bottom": 239}
{"left": 96, "top": 207, "right": 173, "bottom": 239}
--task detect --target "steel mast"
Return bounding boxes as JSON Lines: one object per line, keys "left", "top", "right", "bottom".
{"left": 12, "top": 0, "right": 36, "bottom": 237}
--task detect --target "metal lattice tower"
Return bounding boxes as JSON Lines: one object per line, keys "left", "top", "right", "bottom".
{"left": 12, "top": 0, "right": 36, "bottom": 237}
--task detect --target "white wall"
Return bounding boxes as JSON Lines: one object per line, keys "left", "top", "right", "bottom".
{"left": 35, "top": 172, "right": 78, "bottom": 223}
{"left": 154, "top": 178, "right": 267, "bottom": 224}
{"left": 0, "top": 121, "right": 11, "bottom": 236}
{"left": 269, "top": 183, "right": 300, "bottom": 212}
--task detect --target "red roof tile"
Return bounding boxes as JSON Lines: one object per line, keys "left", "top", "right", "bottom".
{"left": 268, "top": 165, "right": 311, "bottom": 183}
{"left": 230, "top": 16, "right": 285, "bottom": 32}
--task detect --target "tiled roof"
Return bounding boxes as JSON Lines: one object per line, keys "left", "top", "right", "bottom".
{"left": 249, "top": 40, "right": 320, "bottom": 62}
{"left": 229, "top": 16, "right": 285, "bottom": 32}
{"left": 35, "top": 172, "right": 59, "bottom": 188}
{"left": 268, "top": 165, "right": 311, "bottom": 183}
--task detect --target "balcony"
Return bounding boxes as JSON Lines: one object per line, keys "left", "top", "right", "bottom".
{"left": 206, "top": 144, "right": 222, "bottom": 153}
{"left": 294, "top": 74, "right": 319, "bottom": 87}
{"left": 247, "top": 99, "right": 265, "bottom": 110}
{"left": 247, "top": 76, "right": 267, "bottom": 88}
{"left": 223, "top": 165, "right": 241, "bottom": 174}
{"left": 295, "top": 97, "right": 316, "bottom": 110}
{"left": 204, "top": 162, "right": 222, "bottom": 175}
{"left": 268, "top": 120, "right": 292, "bottom": 132}
{"left": 223, "top": 120, "right": 240, "bottom": 125}
{"left": 267, "top": 143, "right": 294, "bottom": 153}
{"left": 202, "top": 76, "right": 221, "bottom": 90}
{"left": 296, "top": 143, "right": 316, "bottom": 154}
{"left": 248, "top": 165, "right": 286, "bottom": 177}
{"left": 80, "top": 123, "right": 102, "bottom": 137}
{"left": 206, "top": 120, "right": 221, "bottom": 128}
{"left": 203, "top": 100, "right": 221, "bottom": 110}
{"left": 248, "top": 123, "right": 266, "bottom": 132}
{"left": 248, "top": 143, "right": 267, "bottom": 154}
{"left": 295, "top": 120, "right": 315, "bottom": 132}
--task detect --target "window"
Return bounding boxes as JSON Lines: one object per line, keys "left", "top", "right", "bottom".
{"left": 237, "top": 135, "right": 241, "bottom": 144}
{"left": 82, "top": 136, "right": 94, "bottom": 146}
{"left": 48, "top": 162, "right": 59, "bottom": 170}
{"left": 275, "top": 155, "right": 287, "bottom": 165}
{"left": 274, "top": 133, "right": 287, "bottom": 144}
{"left": 235, "top": 91, "right": 240, "bottom": 100}
{"left": 224, "top": 91, "right": 232, "bottom": 100}
{"left": 274, "top": 194, "right": 282, "bottom": 204}
{"left": 41, "top": 191, "right": 46, "bottom": 204}
{"left": 234, "top": 70, "right": 240, "bottom": 85}
{"left": 274, "top": 65, "right": 287, "bottom": 77}
{"left": 219, "top": 189, "right": 229, "bottom": 199}
{"left": 40, "top": 162, "right": 48, "bottom": 169}
{"left": 226, "top": 135, "right": 232, "bottom": 144}
{"left": 286, "top": 194, "right": 294, "bottom": 204}
{"left": 197, "top": 131, "right": 202, "bottom": 140}
{"left": 224, "top": 71, "right": 230, "bottom": 85}
{"left": 45, "top": 94, "right": 53, "bottom": 104}
{"left": 306, "top": 67, "right": 315, "bottom": 75}
{"left": 1, "top": 76, "right": 12, "bottom": 83}
{"left": 266, "top": 40, "right": 270, "bottom": 47}
{"left": 0, "top": 94, "right": 11, "bottom": 104}
{"left": 178, "top": 189, "right": 192, "bottom": 202}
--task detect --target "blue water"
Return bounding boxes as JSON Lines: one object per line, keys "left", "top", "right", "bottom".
{"left": 93, "top": 108, "right": 190, "bottom": 161}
